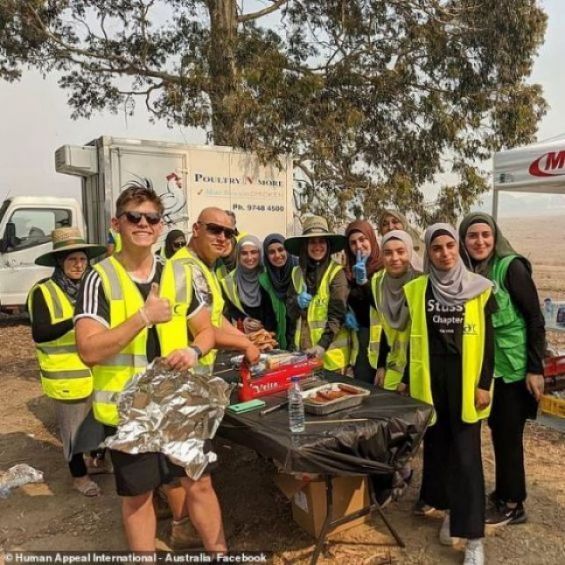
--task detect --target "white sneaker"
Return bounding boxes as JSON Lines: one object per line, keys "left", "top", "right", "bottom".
{"left": 463, "top": 539, "right": 485, "bottom": 565}
{"left": 439, "top": 512, "right": 460, "bottom": 546}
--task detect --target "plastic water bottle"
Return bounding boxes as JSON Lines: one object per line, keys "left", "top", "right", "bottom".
{"left": 288, "top": 376, "right": 305, "bottom": 433}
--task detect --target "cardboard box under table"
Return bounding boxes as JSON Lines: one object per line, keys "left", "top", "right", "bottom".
{"left": 274, "top": 473, "right": 370, "bottom": 537}
{"left": 217, "top": 370, "right": 434, "bottom": 564}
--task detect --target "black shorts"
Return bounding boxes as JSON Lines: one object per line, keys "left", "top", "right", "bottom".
{"left": 104, "top": 426, "right": 218, "bottom": 497}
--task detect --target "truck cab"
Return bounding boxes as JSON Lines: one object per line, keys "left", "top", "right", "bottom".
{"left": 0, "top": 196, "right": 84, "bottom": 309}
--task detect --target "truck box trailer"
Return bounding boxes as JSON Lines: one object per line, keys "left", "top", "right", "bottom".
{"left": 55, "top": 136, "right": 295, "bottom": 245}
{"left": 0, "top": 137, "right": 295, "bottom": 309}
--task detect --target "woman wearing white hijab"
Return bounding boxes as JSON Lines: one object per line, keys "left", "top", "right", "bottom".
{"left": 372, "top": 230, "right": 420, "bottom": 390}
{"left": 220, "top": 235, "right": 276, "bottom": 334}
{"left": 403, "top": 223, "right": 496, "bottom": 565}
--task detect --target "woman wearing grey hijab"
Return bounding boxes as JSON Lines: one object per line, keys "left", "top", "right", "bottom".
{"left": 372, "top": 230, "right": 420, "bottom": 390}
{"left": 403, "top": 223, "right": 496, "bottom": 565}
{"left": 220, "top": 235, "right": 276, "bottom": 335}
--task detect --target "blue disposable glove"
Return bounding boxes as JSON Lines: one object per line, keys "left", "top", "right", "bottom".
{"left": 352, "top": 251, "right": 369, "bottom": 285}
{"left": 344, "top": 309, "right": 360, "bottom": 331}
{"left": 297, "top": 291, "right": 313, "bottom": 310}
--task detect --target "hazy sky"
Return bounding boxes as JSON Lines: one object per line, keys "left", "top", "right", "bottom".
{"left": 0, "top": 0, "right": 564, "bottom": 207}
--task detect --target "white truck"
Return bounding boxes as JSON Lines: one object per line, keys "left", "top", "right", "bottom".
{"left": 0, "top": 136, "right": 294, "bottom": 310}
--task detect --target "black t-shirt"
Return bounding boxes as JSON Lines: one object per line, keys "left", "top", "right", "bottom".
{"left": 425, "top": 281, "right": 496, "bottom": 390}
{"left": 347, "top": 281, "right": 372, "bottom": 328}
{"left": 426, "top": 284, "right": 467, "bottom": 356}
{"left": 224, "top": 286, "right": 277, "bottom": 333}
{"left": 74, "top": 256, "right": 202, "bottom": 362}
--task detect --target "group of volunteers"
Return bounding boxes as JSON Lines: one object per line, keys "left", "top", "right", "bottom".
{"left": 26, "top": 184, "right": 545, "bottom": 565}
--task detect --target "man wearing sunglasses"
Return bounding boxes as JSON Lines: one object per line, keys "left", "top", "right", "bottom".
{"left": 164, "top": 206, "right": 261, "bottom": 366}
{"left": 74, "top": 186, "right": 225, "bottom": 553}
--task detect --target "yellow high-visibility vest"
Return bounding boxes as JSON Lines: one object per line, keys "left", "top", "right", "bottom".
{"left": 220, "top": 270, "right": 246, "bottom": 316}
{"left": 292, "top": 261, "right": 350, "bottom": 371}
{"left": 371, "top": 271, "right": 409, "bottom": 390}
{"left": 28, "top": 280, "right": 93, "bottom": 401}
{"left": 159, "top": 247, "right": 225, "bottom": 368}
{"left": 404, "top": 275, "right": 492, "bottom": 424}
{"left": 350, "top": 276, "right": 382, "bottom": 370}
{"left": 91, "top": 257, "right": 149, "bottom": 426}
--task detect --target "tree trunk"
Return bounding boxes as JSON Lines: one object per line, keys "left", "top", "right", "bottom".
{"left": 207, "top": 0, "right": 240, "bottom": 147}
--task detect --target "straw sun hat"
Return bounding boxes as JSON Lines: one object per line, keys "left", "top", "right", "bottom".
{"left": 284, "top": 216, "right": 347, "bottom": 256}
{"left": 35, "top": 227, "right": 107, "bottom": 267}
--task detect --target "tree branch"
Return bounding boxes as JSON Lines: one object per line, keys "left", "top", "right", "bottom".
{"left": 238, "top": 0, "right": 288, "bottom": 24}
{"left": 24, "top": 2, "right": 185, "bottom": 85}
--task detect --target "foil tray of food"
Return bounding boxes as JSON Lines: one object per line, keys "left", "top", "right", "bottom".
{"left": 302, "top": 382, "right": 370, "bottom": 416}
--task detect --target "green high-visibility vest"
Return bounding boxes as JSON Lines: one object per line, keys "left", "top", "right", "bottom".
{"left": 489, "top": 255, "right": 527, "bottom": 382}
{"left": 28, "top": 280, "right": 93, "bottom": 401}
{"left": 291, "top": 261, "right": 350, "bottom": 371}
{"left": 404, "top": 275, "right": 493, "bottom": 425}
{"left": 259, "top": 272, "right": 288, "bottom": 350}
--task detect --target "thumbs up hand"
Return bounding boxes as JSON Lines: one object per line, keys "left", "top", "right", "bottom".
{"left": 141, "top": 283, "right": 172, "bottom": 325}
{"left": 352, "top": 251, "right": 369, "bottom": 285}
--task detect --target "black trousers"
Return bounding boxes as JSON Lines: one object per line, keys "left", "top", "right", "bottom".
{"left": 354, "top": 327, "right": 375, "bottom": 383}
{"left": 419, "top": 355, "right": 485, "bottom": 539}
{"left": 489, "top": 377, "right": 537, "bottom": 504}
{"left": 68, "top": 453, "right": 87, "bottom": 478}
{"left": 67, "top": 449, "right": 106, "bottom": 478}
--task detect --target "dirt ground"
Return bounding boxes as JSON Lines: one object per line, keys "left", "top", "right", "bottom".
{"left": 1, "top": 215, "right": 564, "bottom": 564}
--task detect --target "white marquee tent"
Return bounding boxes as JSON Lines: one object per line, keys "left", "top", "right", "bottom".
{"left": 493, "top": 134, "right": 565, "bottom": 218}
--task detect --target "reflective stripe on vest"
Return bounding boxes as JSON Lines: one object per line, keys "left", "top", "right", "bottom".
{"left": 371, "top": 271, "right": 408, "bottom": 389}
{"left": 350, "top": 274, "right": 382, "bottom": 369}
{"left": 404, "top": 275, "right": 492, "bottom": 424}
{"left": 220, "top": 271, "right": 247, "bottom": 315}
{"left": 92, "top": 257, "right": 148, "bottom": 425}
{"left": 28, "top": 280, "right": 93, "bottom": 400}
{"left": 292, "top": 261, "right": 350, "bottom": 371}
{"left": 160, "top": 247, "right": 225, "bottom": 368}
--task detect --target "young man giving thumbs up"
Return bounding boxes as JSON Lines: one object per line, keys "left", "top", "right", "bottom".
{"left": 74, "top": 185, "right": 220, "bottom": 551}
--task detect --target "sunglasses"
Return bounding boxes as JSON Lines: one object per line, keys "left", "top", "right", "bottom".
{"left": 172, "top": 240, "right": 186, "bottom": 250}
{"left": 197, "top": 221, "right": 236, "bottom": 239}
{"left": 119, "top": 211, "right": 162, "bottom": 225}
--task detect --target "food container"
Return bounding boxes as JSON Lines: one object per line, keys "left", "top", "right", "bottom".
{"left": 301, "top": 382, "right": 370, "bottom": 416}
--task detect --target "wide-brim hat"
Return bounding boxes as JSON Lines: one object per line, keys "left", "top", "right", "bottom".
{"left": 284, "top": 216, "right": 347, "bottom": 256}
{"left": 35, "top": 227, "right": 107, "bottom": 267}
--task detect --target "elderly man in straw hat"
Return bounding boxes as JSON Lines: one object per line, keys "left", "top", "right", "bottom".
{"left": 28, "top": 227, "right": 108, "bottom": 497}
{"left": 284, "top": 215, "right": 350, "bottom": 371}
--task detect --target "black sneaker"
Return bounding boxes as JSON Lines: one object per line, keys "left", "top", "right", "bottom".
{"left": 487, "top": 491, "right": 503, "bottom": 511}
{"left": 485, "top": 502, "right": 527, "bottom": 526}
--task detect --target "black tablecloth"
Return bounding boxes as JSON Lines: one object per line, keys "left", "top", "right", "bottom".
{"left": 217, "top": 368, "right": 433, "bottom": 476}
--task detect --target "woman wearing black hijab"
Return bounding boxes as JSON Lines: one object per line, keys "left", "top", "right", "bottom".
{"left": 162, "top": 229, "right": 187, "bottom": 259}
{"left": 28, "top": 228, "right": 107, "bottom": 496}
{"left": 404, "top": 223, "right": 495, "bottom": 565}
{"left": 460, "top": 212, "right": 545, "bottom": 528}
{"left": 259, "top": 233, "right": 297, "bottom": 349}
